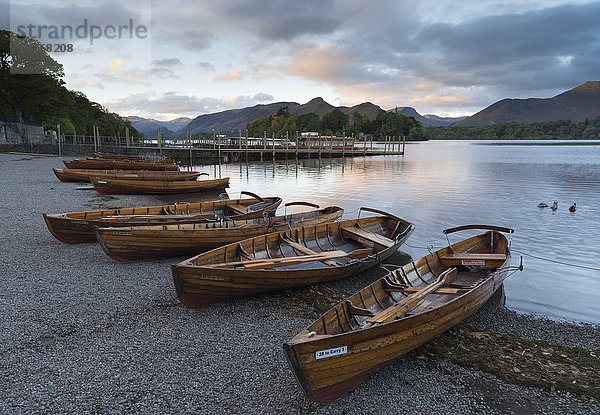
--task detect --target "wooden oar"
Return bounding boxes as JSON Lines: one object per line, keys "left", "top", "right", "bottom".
{"left": 210, "top": 248, "right": 372, "bottom": 270}
{"left": 98, "top": 213, "right": 215, "bottom": 221}
{"left": 362, "top": 268, "right": 457, "bottom": 327}
{"left": 279, "top": 234, "right": 339, "bottom": 267}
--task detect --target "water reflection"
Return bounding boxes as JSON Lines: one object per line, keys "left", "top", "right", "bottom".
{"left": 179, "top": 141, "right": 600, "bottom": 323}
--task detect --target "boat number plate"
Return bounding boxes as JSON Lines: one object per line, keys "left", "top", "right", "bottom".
{"left": 112, "top": 231, "right": 131, "bottom": 236}
{"left": 198, "top": 275, "right": 225, "bottom": 281}
{"left": 316, "top": 346, "right": 347, "bottom": 360}
{"left": 462, "top": 259, "right": 485, "bottom": 266}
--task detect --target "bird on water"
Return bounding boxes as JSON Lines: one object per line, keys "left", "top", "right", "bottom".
{"left": 569, "top": 203, "right": 577, "bottom": 212}
{"left": 551, "top": 201, "right": 558, "bottom": 211}
{"left": 538, "top": 202, "right": 549, "bottom": 208}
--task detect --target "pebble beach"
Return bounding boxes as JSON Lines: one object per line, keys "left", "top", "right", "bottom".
{"left": 1, "top": 152, "right": 599, "bottom": 414}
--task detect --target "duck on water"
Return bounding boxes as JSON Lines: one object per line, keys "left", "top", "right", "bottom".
{"left": 538, "top": 201, "right": 559, "bottom": 210}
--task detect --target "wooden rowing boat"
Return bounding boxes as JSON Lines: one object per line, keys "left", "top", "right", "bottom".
{"left": 90, "top": 176, "right": 230, "bottom": 195}
{"left": 53, "top": 168, "right": 203, "bottom": 183}
{"left": 43, "top": 192, "right": 282, "bottom": 244}
{"left": 95, "top": 203, "right": 344, "bottom": 261}
{"left": 171, "top": 207, "right": 415, "bottom": 308}
{"left": 283, "top": 225, "right": 520, "bottom": 403}
{"left": 63, "top": 159, "right": 180, "bottom": 171}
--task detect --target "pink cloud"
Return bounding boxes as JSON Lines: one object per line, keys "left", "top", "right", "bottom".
{"left": 215, "top": 69, "right": 244, "bottom": 81}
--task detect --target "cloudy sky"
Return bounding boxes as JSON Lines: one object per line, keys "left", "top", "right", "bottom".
{"left": 3, "top": 0, "right": 600, "bottom": 120}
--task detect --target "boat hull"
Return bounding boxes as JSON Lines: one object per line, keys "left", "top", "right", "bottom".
{"left": 43, "top": 196, "right": 282, "bottom": 244}
{"left": 53, "top": 169, "right": 201, "bottom": 183}
{"left": 284, "top": 230, "right": 512, "bottom": 403}
{"left": 172, "top": 212, "right": 415, "bottom": 307}
{"left": 91, "top": 177, "right": 230, "bottom": 195}
{"left": 172, "top": 260, "right": 369, "bottom": 308}
{"left": 94, "top": 207, "right": 344, "bottom": 261}
{"left": 285, "top": 276, "right": 505, "bottom": 403}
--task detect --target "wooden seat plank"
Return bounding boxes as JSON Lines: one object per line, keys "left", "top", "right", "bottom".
{"left": 439, "top": 253, "right": 507, "bottom": 267}
{"left": 341, "top": 226, "right": 393, "bottom": 250}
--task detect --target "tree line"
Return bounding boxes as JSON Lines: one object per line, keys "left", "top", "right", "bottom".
{"left": 427, "top": 118, "right": 600, "bottom": 140}
{"left": 247, "top": 106, "right": 428, "bottom": 140}
{"left": 0, "top": 30, "right": 141, "bottom": 137}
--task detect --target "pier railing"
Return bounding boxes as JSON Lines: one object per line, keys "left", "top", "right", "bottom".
{"left": 1, "top": 131, "right": 406, "bottom": 160}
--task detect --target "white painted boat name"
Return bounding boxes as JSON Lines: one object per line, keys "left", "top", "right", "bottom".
{"left": 316, "top": 346, "right": 347, "bottom": 360}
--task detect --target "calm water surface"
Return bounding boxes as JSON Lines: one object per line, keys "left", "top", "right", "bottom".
{"left": 189, "top": 141, "right": 600, "bottom": 324}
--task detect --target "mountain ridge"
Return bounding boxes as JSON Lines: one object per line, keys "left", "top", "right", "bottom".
{"left": 127, "top": 81, "right": 599, "bottom": 134}
{"left": 125, "top": 116, "right": 191, "bottom": 137}
{"left": 457, "top": 81, "right": 600, "bottom": 126}
{"left": 177, "top": 99, "right": 450, "bottom": 134}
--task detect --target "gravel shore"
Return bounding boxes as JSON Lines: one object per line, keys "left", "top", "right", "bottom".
{"left": 1, "top": 153, "right": 598, "bottom": 414}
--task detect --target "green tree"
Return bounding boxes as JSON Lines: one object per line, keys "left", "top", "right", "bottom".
{"left": 275, "top": 106, "right": 290, "bottom": 117}
{"left": 43, "top": 116, "right": 75, "bottom": 134}
{"left": 321, "top": 108, "right": 349, "bottom": 135}
{"left": 1, "top": 30, "right": 141, "bottom": 138}
{"left": 0, "top": 30, "right": 65, "bottom": 127}
{"left": 296, "top": 113, "right": 320, "bottom": 132}
{"left": 426, "top": 118, "right": 600, "bottom": 140}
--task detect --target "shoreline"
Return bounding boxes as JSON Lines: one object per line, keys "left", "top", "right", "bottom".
{"left": 1, "top": 153, "right": 598, "bottom": 414}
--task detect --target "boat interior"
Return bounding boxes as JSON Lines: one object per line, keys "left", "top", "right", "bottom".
{"left": 299, "top": 230, "right": 511, "bottom": 336}
{"left": 188, "top": 215, "right": 413, "bottom": 271}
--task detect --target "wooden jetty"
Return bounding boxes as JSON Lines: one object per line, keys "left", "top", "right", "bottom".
{"left": 7, "top": 130, "right": 406, "bottom": 161}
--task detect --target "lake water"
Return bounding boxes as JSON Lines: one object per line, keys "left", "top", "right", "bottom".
{"left": 188, "top": 140, "right": 600, "bottom": 324}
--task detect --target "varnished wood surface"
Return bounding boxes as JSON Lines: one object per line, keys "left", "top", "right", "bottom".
{"left": 53, "top": 169, "right": 202, "bottom": 183}
{"left": 90, "top": 177, "right": 230, "bottom": 195}
{"left": 283, "top": 230, "right": 512, "bottom": 403}
{"left": 43, "top": 196, "right": 282, "bottom": 244}
{"left": 94, "top": 206, "right": 344, "bottom": 261}
{"left": 171, "top": 212, "right": 415, "bottom": 308}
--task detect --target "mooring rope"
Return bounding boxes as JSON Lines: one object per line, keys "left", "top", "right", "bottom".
{"left": 341, "top": 207, "right": 362, "bottom": 217}
{"left": 511, "top": 248, "right": 600, "bottom": 272}
{"left": 403, "top": 242, "right": 444, "bottom": 250}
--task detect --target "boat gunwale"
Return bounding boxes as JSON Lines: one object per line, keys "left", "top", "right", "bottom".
{"left": 94, "top": 206, "right": 345, "bottom": 233}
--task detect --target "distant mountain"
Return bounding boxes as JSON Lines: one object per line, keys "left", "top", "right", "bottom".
{"left": 180, "top": 98, "right": 391, "bottom": 134}
{"left": 384, "top": 106, "right": 461, "bottom": 127}
{"left": 423, "top": 114, "right": 467, "bottom": 126}
{"left": 290, "top": 98, "right": 385, "bottom": 120}
{"left": 340, "top": 102, "right": 383, "bottom": 120}
{"left": 390, "top": 107, "right": 433, "bottom": 126}
{"left": 457, "top": 81, "right": 600, "bottom": 126}
{"left": 163, "top": 117, "right": 193, "bottom": 131}
{"left": 126, "top": 116, "right": 191, "bottom": 137}
{"left": 179, "top": 102, "right": 299, "bottom": 135}
{"left": 162, "top": 98, "right": 452, "bottom": 135}
{"left": 289, "top": 97, "right": 335, "bottom": 116}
